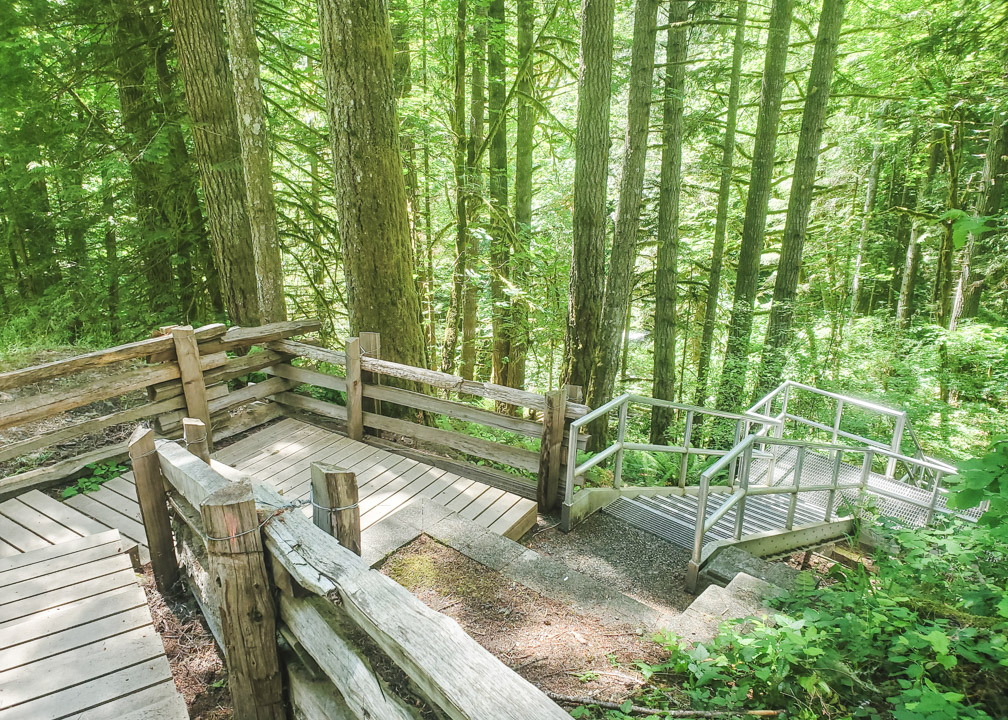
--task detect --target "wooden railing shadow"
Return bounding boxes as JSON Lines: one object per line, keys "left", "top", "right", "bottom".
{"left": 131, "top": 421, "right": 569, "bottom": 719}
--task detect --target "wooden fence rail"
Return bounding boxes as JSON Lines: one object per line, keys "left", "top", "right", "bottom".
{"left": 138, "top": 424, "right": 569, "bottom": 719}
{"left": 0, "top": 321, "right": 319, "bottom": 500}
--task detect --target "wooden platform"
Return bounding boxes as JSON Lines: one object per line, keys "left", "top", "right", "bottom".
{"left": 0, "top": 530, "right": 187, "bottom": 720}
{"left": 2, "top": 418, "right": 538, "bottom": 565}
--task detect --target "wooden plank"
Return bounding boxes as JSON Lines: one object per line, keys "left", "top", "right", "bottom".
{"left": 358, "top": 464, "right": 435, "bottom": 515}
{"left": 0, "top": 541, "right": 16, "bottom": 558}
{"left": 254, "top": 435, "right": 349, "bottom": 493}
{"left": 0, "top": 396, "right": 187, "bottom": 464}
{"left": 459, "top": 487, "right": 506, "bottom": 521}
{"left": 63, "top": 493, "right": 147, "bottom": 548}
{"left": 171, "top": 326, "right": 212, "bottom": 448}
{"left": 364, "top": 411, "right": 540, "bottom": 473}
{"left": 489, "top": 498, "right": 538, "bottom": 540}
{"left": 0, "top": 565, "right": 137, "bottom": 627}
{"left": 131, "top": 426, "right": 179, "bottom": 593}
{"left": 0, "top": 604, "right": 153, "bottom": 672}
{"left": 288, "top": 660, "right": 356, "bottom": 720}
{"left": 353, "top": 455, "right": 417, "bottom": 494}
{"left": 472, "top": 491, "right": 521, "bottom": 529}
{"left": 0, "top": 514, "right": 50, "bottom": 553}
{"left": 83, "top": 688, "right": 189, "bottom": 720}
{"left": 345, "top": 338, "right": 363, "bottom": 440}
{"left": 431, "top": 476, "right": 476, "bottom": 507}
{"left": 241, "top": 426, "right": 336, "bottom": 477}
{"left": 0, "top": 498, "right": 79, "bottom": 546}
{"left": 147, "top": 320, "right": 322, "bottom": 363}
{"left": 358, "top": 467, "right": 451, "bottom": 527}
{"left": 266, "top": 362, "right": 347, "bottom": 392}
{"left": 101, "top": 476, "right": 140, "bottom": 502}
{"left": 0, "top": 537, "right": 124, "bottom": 588}
{"left": 215, "top": 417, "right": 303, "bottom": 466}
{"left": 156, "top": 439, "right": 232, "bottom": 509}
{"left": 279, "top": 595, "right": 421, "bottom": 720}
{"left": 0, "top": 323, "right": 225, "bottom": 392}
{"left": 266, "top": 338, "right": 347, "bottom": 367}
{"left": 209, "top": 376, "right": 295, "bottom": 415}
{"left": 0, "top": 554, "right": 131, "bottom": 607}
{"left": 0, "top": 584, "right": 146, "bottom": 652}
{"left": 230, "top": 424, "right": 326, "bottom": 473}
{"left": 273, "top": 390, "right": 349, "bottom": 422}
{"left": 14, "top": 490, "right": 108, "bottom": 536}
{"left": 153, "top": 382, "right": 231, "bottom": 432}
{"left": 275, "top": 441, "right": 377, "bottom": 497}
{"left": 0, "top": 655, "right": 175, "bottom": 720}
{"left": 0, "top": 530, "right": 121, "bottom": 576}
{"left": 364, "top": 383, "right": 544, "bottom": 438}
{"left": 445, "top": 482, "right": 492, "bottom": 514}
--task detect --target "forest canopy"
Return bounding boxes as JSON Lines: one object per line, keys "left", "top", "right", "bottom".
{"left": 1, "top": 0, "right": 1006, "bottom": 460}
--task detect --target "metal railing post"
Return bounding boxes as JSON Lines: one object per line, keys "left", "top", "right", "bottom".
{"left": 679, "top": 410, "right": 693, "bottom": 488}
{"left": 858, "top": 449, "right": 874, "bottom": 517}
{"left": 925, "top": 470, "right": 944, "bottom": 526}
{"left": 786, "top": 446, "right": 804, "bottom": 530}
{"left": 779, "top": 382, "right": 791, "bottom": 438}
{"left": 825, "top": 449, "right": 842, "bottom": 521}
{"left": 729, "top": 420, "right": 743, "bottom": 486}
{"left": 888, "top": 414, "right": 906, "bottom": 478}
{"left": 832, "top": 399, "right": 844, "bottom": 444}
{"left": 613, "top": 399, "right": 628, "bottom": 489}
{"left": 734, "top": 442, "right": 753, "bottom": 540}
{"left": 692, "top": 475, "right": 710, "bottom": 571}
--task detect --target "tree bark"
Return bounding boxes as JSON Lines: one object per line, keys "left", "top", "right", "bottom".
{"left": 461, "top": 0, "right": 487, "bottom": 381}
{"left": 510, "top": 0, "right": 535, "bottom": 394}
{"left": 584, "top": 0, "right": 659, "bottom": 447}
{"left": 488, "top": 0, "right": 512, "bottom": 392}
{"left": 755, "top": 0, "right": 846, "bottom": 395}
{"left": 694, "top": 0, "right": 746, "bottom": 409}
{"left": 716, "top": 0, "right": 793, "bottom": 411}
{"left": 649, "top": 0, "right": 688, "bottom": 443}
{"left": 950, "top": 112, "right": 1008, "bottom": 327}
{"left": 221, "top": 0, "right": 286, "bottom": 322}
{"left": 316, "top": 0, "right": 427, "bottom": 368}
{"left": 441, "top": 0, "right": 468, "bottom": 375}
{"left": 849, "top": 107, "right": 886, "bottom": 317}
{"left": 169, "top": 0, "right": 261, "bottom": 325}
{"left": 564, "top": 0, "right": 615, "bottom": 392}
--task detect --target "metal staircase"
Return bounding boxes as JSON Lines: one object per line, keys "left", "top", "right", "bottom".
{"left": 560, "top": 381, "right": 974, "bottom": 591}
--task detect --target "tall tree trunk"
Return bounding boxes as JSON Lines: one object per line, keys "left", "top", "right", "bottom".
{"left": 648, "top": 0, "right": 688, "bottom": 442}
{"left": 694, "top": 0, "right": 746, "bottom": 408}
{"left": 510, "top": 0, "right": 536, "bottom": 394}
{"left": 421, "top": 0, "right": 438, "bottom": 363}
{"left": 110, "top": 0, "right": 176, "bottom": 317}
{"left": 755, "top": 0, "right": 846, "bottom": 395}
{"left": 584, "top": 0, "right": 659, "bottom": 447}
{"left": 849, "top": 107, "right": 886, "bottom": 317}
{"left": 716, "top": 0, "right": 793, "bottom": 411}
{"left": 895, "top": 222, "right": 920, "bottom": 328}
{"left": 440, "top": 0, "right": 467, "bottom": 375}
{"left": 564, "top": 0, "right": 614, "bottom": 392}
{"left": 169, "top": 0, "right": 261, "bottom": 325}
{"left": 102, "top": 171, "right": 120, "bottom": 337}
{"left": 461, "top": 0, "right": 487, "bottom": 381}
{"left": 951, "top": 112, "right": 1008, "bottom": 327}
{"left": 221, "top": 0, "right": 286, "bottom": 322}
{"left": 488, "top": 0, "right": 512, "bottom": 391}
{"left": 316, "top": 0, "right": 427, "bottom": 367}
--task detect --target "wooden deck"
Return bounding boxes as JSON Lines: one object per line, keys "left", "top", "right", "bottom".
{"left": 0, "top": 530, "right": 187, "bottom": 719}
{"left": 2, "top": 418, "right": 538, "bottom": 565}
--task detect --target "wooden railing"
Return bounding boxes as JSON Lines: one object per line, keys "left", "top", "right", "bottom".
{"left": 262, "top": 335, "right": 590, "bottom": 509}
{"left": 131, "top": 421, "right": 568, "bottom": 719}
{"left": 0, "top": 320, "right": 319, "bottom": 499}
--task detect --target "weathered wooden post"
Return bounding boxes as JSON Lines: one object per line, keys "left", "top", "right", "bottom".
{"left": 345, "top": 337, "right": 363, "bottom": 441}
{"left": 172, "top": 325, "right": 213, "bottom": 449}
{"left": 201, "top": 480, "right": 284, "bottom": 720}
{"left": 536, "top": 386, "right": 568, "bottom": 511}
{"left": 310, "top": 462, "right": 361, "bottom": 555}
{"left": 360, "top": 330, "right": 381, "bottom": 414}
{"left": 183, "top": 418, "right": 211, "bottom": 463}
{"left": 129, "top": 426, "right": 179, "bottom": 594}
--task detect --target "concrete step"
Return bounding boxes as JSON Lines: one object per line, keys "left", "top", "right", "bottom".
{"left": 665, "top": 571, "right": 783, "bottom": 645}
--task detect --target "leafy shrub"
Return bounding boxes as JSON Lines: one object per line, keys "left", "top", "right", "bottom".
{"left": 61, "top": 461, "right": 126, "bottom": 498}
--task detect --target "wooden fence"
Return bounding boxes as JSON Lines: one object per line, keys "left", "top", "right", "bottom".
{"left": 132, "top": 422, "right": 569, "bottom": 719}
{"left": 0, "top": 320, "right": 319, "bottom": 500}
{"left": 1, "top": 320, "right": 589, "bottom": 509}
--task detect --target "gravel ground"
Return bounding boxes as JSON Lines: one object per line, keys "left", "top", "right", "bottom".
{"left": 521, "top": 512, "right": 694, "bottom": 616}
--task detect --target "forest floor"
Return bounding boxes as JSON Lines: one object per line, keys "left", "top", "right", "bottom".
{"left": 380, "top": 534, "right": 670, "bottom": 705}
{"left": 522, "top": 513, "right": 694, "bottom": 616}
{"left": 138, "top": 566, "right": 233, "bottom": 719}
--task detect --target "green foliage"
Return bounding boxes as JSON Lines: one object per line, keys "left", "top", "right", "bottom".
{"left": 947, "top": 437, "right": 1008, "bottom": 541}
{"left": 61, "top": 461, "right": 126, "bottom": 498}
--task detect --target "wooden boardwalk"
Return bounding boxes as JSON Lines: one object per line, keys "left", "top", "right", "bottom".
{"left": 2, "top": 418, "right": 539, "bottom": 565}
{"left": 0, "top": 530, "right": 187, "bottom": 720}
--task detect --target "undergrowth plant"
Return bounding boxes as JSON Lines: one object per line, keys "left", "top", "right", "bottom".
{"left": 61, "top": 461, "right": 126, "bottom": 498}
